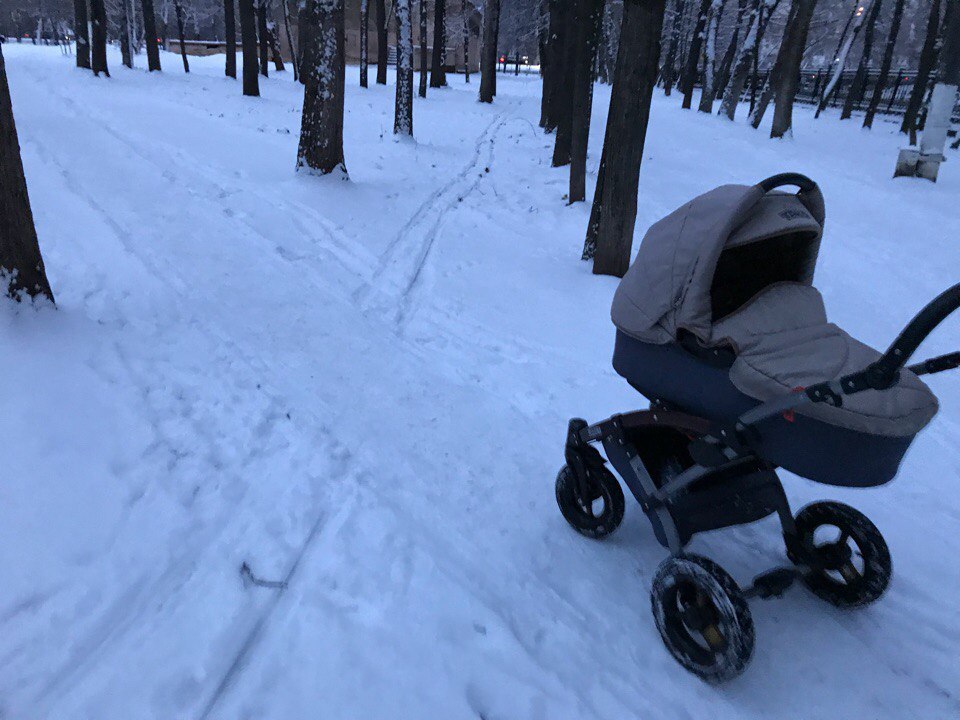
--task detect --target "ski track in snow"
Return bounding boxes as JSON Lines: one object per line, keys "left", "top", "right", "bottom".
{"left": 3, "top": 45, "right": 960, "bottom": 720}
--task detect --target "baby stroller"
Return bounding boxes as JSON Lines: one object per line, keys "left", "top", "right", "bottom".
{"left": 556, "top": 174, "right": 960, "bottom": 682}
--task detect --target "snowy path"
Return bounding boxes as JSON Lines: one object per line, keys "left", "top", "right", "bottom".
{"left": 1, "top": 45, "right": 959, "bottom": 719}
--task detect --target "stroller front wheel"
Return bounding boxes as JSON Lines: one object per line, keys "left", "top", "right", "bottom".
{"left": 791, "top": 501, "right": 892, "bottom": 607}
{"left": 651, "top": 554, "right": 755, "bottom": 683}
{"left": 555, "top": 464, "right": 624, "bottom": 539}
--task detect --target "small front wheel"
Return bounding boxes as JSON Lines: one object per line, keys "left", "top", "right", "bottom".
{"left": 791, "top": 501, "right": 892, "bottom": 607}
{"left": 651, "top": 555, "right": 755, "bottom": 683}
{"left": 555, "top": 464, "right": 624, "bottom": 539}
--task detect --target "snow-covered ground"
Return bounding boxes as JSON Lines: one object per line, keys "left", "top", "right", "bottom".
{"left": 1, "top": 44, "right": 958, "bottom": 719}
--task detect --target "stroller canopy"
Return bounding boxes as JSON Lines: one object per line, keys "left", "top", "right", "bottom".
{"left": 611, "top": 181, "right": 825, "bottom": 345}
{"left": 611, "top": 176, "right": 938, "bottom": 439}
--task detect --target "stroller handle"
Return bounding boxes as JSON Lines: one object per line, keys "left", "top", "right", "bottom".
{"left": 807, "top": 282, "right": 960, "bottom": 403}
{"left": 757, "top": 173, "right": 818, "bottom": 193}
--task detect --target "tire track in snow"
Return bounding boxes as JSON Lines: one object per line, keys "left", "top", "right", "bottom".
{"left": 354, "top": 111, "right": 509, "bottom": 328}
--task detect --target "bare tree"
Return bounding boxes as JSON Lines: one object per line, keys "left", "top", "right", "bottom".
{"left": 91, "top": 0, "right": 109, "bottom": 75}
{"left": 661, "top": 0, "right": 687, "bottom": 95}
{"left": 239, "top": 0, "right": 260, "bottom": 94}
{"left": 419, "top": 0, "right": 428, "bottom": 95}
{"left": 119, "top": 0, "right": 134, "bottom": 68}
{"left": 431, "top": 0, "right": 447, "bottom": 86}
{"left": 863, "top": 0, "right": 904, "bottom": 128}
{"left": 681, "top": 0, "right": 710, "bottom": 109}
{"left": 569, "top": 0, "right": 604, "bottom": 202}
{"left": 814, "top": 0, "right": 861, "bottom": 116}
{"left": 257, "top": 0, "right": 269, "bottom": 75}
{"left": 0, "top": 46, "right": 55, "bottom": 304}
{"left": 74, "top": 0, "right": 91, "bottom": 68}
{"left": 901, "top": 0, "right": 942, "bottom": 134}
{"left": 479, "top": 0, "right": 500, "bottom": 101}
{"left": 840, "top": 0, "right": 883, "bottom": 119}
{"left": 540, "top": 0, "right": 568, "bottom": 128}
{"left": 395, "top": 0, "right": 414, "bottom": 134}
{"left": 769, "top": 0, "right": 819, "bottom": 138}
{"left": 462, "top": 0, "right": 471, "bottom": 82}
{"left": 143, "top": 0, "right": 163, "bottom": 71}
{"left": 297, "top": 0, "right": 347, "bottom": 175}
{"left": 360, "top": 0, "right": 369, "bottom": 86}
{"left": 698, "top": 0, "right": 725, "bottom": 112}
{"left": 551, "top": 0, "right": 578, "bottom": 165}
{"left": 174, "top": 0, "right": 190, "bottom": 71}
{"left": 281, "top": 0, "right": 299, "bottom": 79}
{"left": 376, "top": 0, "right": 388, "bottom": 83}
{"left": 589, "top": 0, "right": 666, "bottom": 277}
{"left": 224, "top": 0, "right": 238, "bottom": 77}
{"left": 713, "top": 0, "right": 747, "bottom": 99}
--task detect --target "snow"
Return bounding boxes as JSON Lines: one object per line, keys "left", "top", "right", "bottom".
{"left": 1, "top": 43, "right": 959, "bottom": 719}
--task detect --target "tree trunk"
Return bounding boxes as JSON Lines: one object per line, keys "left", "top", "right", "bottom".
{"left": 431, "top": 0, "right": 447, "bottom": 86}
{"left": 581, "top": 142, "right": 605, "bottom": 258}
{"left": 258, "top": 1, "right": 270, "bottom": 76}
{"left": 901, "top": 0, "right": 942, "bottom": 133}
{"left": 914, "top": 0, "right": 959, "bottom": 178}
{"left": 395, "top": 0, "right": 414, "bottom": 134}
{"left": 360, "top": 0, "right": 369, "bottom": 86}
{"left": 769, "top": 0, "right": 818, "bottom": 138}
{"left": 142, "top": 0, "right": 162, "bottom": 71}
{"left": 541, "top": 0, "right": 567, "bottom": 128}
{"left": 863, "top": 0, "right": 904, "bottom": 128}
{"left": 269, "top": 23, "right": 286, "bottom": 70}
{"left": 298, "top": 0, "right": 309, "bottom": 83}
{"left": 463, "top": 0, "right": 471, "bottom": 82}
{"left": 175, "top": 1, "right": 190, "bottom": 72}
{"left": 74, "top": 0, "right": 90, "bottom": 69}
{"left": 419, "top": 0, "right": 428, "bottom": 95}
{"left": 282, "top": 0, "right": 299, "bottom": 80}
{"left": 840, "top": 0, "right": 882, "bottom": 119}
{"left": 551, "top": 0, "right": 579, "bottom": 166}
{"left": 90, "top": 0, "right": 109, "bottom": 76}
{"left": 120, "top": 0, "right": 133, "bottom": 68}
{"left": 569, "top": 0, "right": 604, "bottom": 203}
{"left": 297, "top": 0, "right": 347, "bottom": 174}
{"left": 661, "top": 0, "right": 687, "bottom": 95}
{"left": 0, "top": 47, "right": 55, "bottom": 303}
{"left": 376, "top": 0, "right": 388, "bottom": 83}
{"left": 698, "top": 0, "right": 724, "bottom": 112}
{"left": 713, "top": 0, "right": 746, "bottom": 98}
{"left": 479, "top": 0, "right": 500, "bottom": 101}
{"left": 814, "top": 0, "right": 861, "bottom": 116}
{"left": 681, "top": 0, "right": 710, "bottom": 109}
{"left": 719, "top": 0, "right": 758, "bottom": 119}
{"left": 591, "top": 0, "right": 666, "bottom": 277}
{"left": 240, "top": 0, "right": 260, "bottom": 94}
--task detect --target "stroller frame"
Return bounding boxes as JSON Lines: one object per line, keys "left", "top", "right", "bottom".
{"left": 565, "top": 284, "right": 960, "bottom": 598}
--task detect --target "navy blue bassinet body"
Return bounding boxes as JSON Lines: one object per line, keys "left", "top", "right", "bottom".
{"left": 612, "top": 330, "right": 916, "bottom": 487}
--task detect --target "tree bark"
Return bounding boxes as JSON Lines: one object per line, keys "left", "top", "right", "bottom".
{"left": 769, "top": 0, "right": 818, "bottom": 138}
{"left": 541, "top": 0, "right": 567, "bottom": 128}
{"left": 569, "top": 0, "right": 604, "bottom": 202}
{"left": 258, "top": 1, "right": 270, "bottom": 76}
{"left": 863, "top": 0, "right": 904, "bottom": 128}
{"left": 0, "top": 47, "right": 55, "bottom": 303}
{"left": 431, "top": 0, "right": 447, "bottom": 86}
{"left": 90, "top": 0, "right": 109, "bottom": 76}
{"left": 240, "top": 0, "right": 261, "bottom": 94}
{"left": 120, "top": 0, "right": 133, "bottom": 68}
{"left": 297, "top": 0, "right": 347, "bottom": 174}
{"left": 175, "top": 1, "right": 190, "bottom": 72}
{"left": 551, "top": 0, "right": 579, "bottom": 165}
{"left": 814, "top": 0, "right": 861, "bottom": 116}
{"left": 74, "top": 0, "right": 90, "bottom": 69}
{"left": 360, "top": 0, "right": 369, "bottom": 86}
{"left": 698, "top": 0, "right": 724, "bottom": 112}
{"left": 142, "top": 0, "right": 162, "bottom": 71}
{"left": 681, "top": 0, "right": 710, "bottom": 109}
{"left": 660, "top": 0, "right": 687, "bottom": 95}
{"left": 376, "top": 0, "right": 388, "bottom": 83}
{"left": 713, "top": 0, "right": 746, "bottom": 99}
{"left": 914, "top": 0, "right": 959, "bottom": 178}
{"left": 901, "top": 0, "right": 942, "bottom": 133}
{"left": 282, "top": 0, "right": 299, "bottom": 80}
{"left": 479, "top": 0, "right": 500, "bottom": 101}
{"left": 840, "top": 0, "right": 882, "bottom": 119}
{"left": 463, "top": 0, "right": 471, "bottom": 82}
{"left": 419, "top": 0, "right": 428, "bottom": 95}
{"left": 719, "top": 0, "right": 758, "bottom": 119}
{"left": 591, "top": 0, "right": 666, "bottom": 277}
{"left": 395, "top": 0, "right": 414, "bottom": 134}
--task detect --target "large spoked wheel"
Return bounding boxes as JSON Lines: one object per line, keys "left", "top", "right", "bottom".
{"left": 555, "top": 464, "right": 624, "bottom": 539}
{"left": 790, "top": 501, "right": 892, "bottom": 608}
{"left": 651, "top": 555, "right": 755, "bottom": 683}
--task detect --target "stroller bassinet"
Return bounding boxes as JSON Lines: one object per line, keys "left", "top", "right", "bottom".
{"left": 610, "top": 176, "right": 939, "bottom": 487}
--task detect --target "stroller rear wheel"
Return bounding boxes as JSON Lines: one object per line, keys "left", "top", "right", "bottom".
{"left": 651, "top": 554, "right": 755, "bottom": 683}
{"left": 791, "top": 501, "right": 892, "bottom": 607}
{"left": 555, "top": 464, "right": 624, "bottom": 539}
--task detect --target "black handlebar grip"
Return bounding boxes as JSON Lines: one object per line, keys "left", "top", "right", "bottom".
{"left": 757, "top": 173, "right": 818, "bottom": 193}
